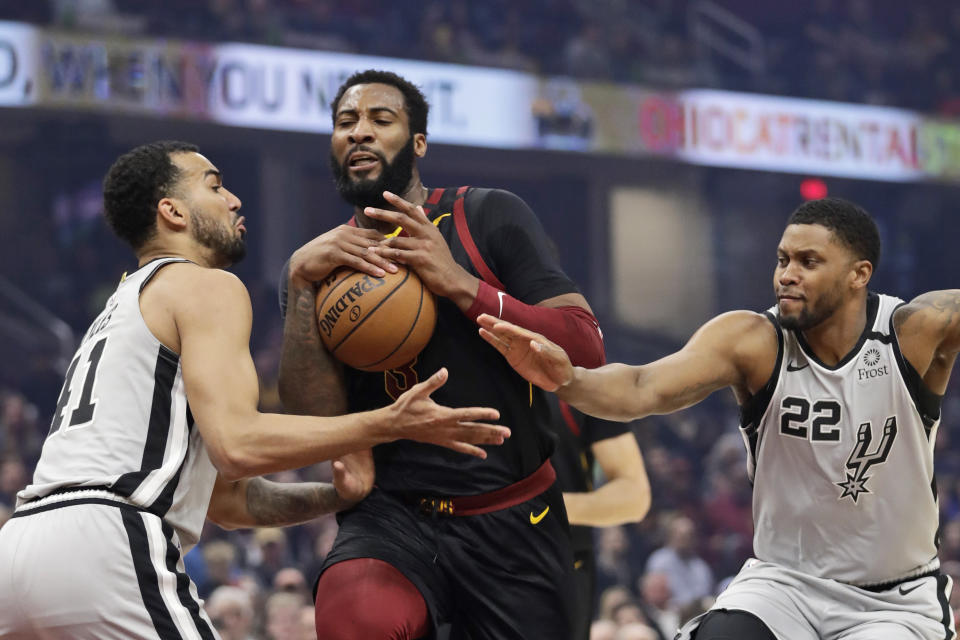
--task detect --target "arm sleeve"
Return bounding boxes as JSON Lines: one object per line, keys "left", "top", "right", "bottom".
{"left": 466, "top": 281, "right": 606, "bottom": 368}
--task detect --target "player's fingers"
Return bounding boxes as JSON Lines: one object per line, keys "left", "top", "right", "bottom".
{"left": 475, "top": 313, "right": 500, "bottom": 329}
{"left": 363, "top": 206, "right": 404, "bottom": 227}
{"left": 378, "top": 236, "right": 417, "bottom": 250}
{"left": 342, "top": 226, "right": 387, "bottom": 242}
{"left": 449, "top": 422, "right": 510, "bottom": 443}
{"left": 339, "top": 253, "right": 392, "bottom": 278}
{"left": 447, "top": 407, "right": 503, "bottom": 423}
{"left": 412, "top": 367, "right": 448, "bottom": 396}
{"left": 356, "top": 244, "right": 399, "bottom": 273}
{"left": 476, "top": 315, "right": 534, "bottom": 341}
{"left": 478, "top": 327, "right": 510, "bottom": 353}
{"left": 441, "top": 441, "right": 488, "bottom": 459}
{"left": 382, "top": 191, "right": 431, "bottom": 223}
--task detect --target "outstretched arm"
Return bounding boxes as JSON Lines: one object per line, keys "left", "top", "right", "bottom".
{"left": 172, "top": 267, "right": 508, "bottom": 481}
{"left": 479, "top": 311, "right": 774, "bottom": 421}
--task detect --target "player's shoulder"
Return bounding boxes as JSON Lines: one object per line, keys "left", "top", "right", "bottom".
{"left": 149, "top": 262, "right": 249, "bottom": 309}
{"left": 894, "top": 290, "right": 960, "bottom": 330}
{"left": 699, "top": 310, "right": 779, "bottom": 366}
{"left": 705, "top": 310, "right": 778, "bottom": 338}
{"left": 462, "top": 187, "right": 530, "bottom": 214}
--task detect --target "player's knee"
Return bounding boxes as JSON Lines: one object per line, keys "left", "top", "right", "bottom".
{"left": 693, "top": 609, "right": 777, "bottom": 640}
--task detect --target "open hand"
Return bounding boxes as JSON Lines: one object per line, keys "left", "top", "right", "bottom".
{"left": 387, "top": 368, "right": 510, "bottom": 458}
{"left": 477, "top": 314, "right": 575, "bottom": 392}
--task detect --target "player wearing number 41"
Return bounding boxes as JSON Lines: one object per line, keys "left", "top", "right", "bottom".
{"left": 279, "top": 69, "right": 608, "bottom": 639}
{"left": 480, "top": 197, "right": 960, "bottom": 640}
{"left": 0, "top": 141, "right": 509, "bottom": 640}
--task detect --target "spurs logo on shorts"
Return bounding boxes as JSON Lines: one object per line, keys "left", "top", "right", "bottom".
{"left": 835, "top": 416, "right": 898, "bottom": 503}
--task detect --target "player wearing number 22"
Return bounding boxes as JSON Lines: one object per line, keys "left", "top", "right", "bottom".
{"left": 480, "top": 198, "right": 959, "bottom": 640}
{"left": 279, "top": 70, "right": 606, "bottom": 639}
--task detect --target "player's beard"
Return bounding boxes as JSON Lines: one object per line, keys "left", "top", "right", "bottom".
{"left": 330, "top": 136, "right": 416, "bottom": 210}
{"left": 191, "top": 210, "right": 247, "bottom": 266}
{"left": 779, "top": 281, "right": 844, "bottom": 331}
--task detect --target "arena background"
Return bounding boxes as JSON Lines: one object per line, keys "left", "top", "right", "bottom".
{"left": 1, "top": 2, "right": 959, "bottom": 639}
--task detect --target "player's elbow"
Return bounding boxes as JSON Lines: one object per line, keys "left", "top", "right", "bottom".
{"left": 209, "top": 445, "right": 259, "bottom": 482}
{"left": 207, "top": 510, "right": 244, "bottom": 530}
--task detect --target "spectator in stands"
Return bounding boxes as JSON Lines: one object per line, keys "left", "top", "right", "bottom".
{"left": 206, "top": 585, "right": 257, "bottom": 640}
{"left": 596, "top": 525, "right": 636, "bottom": 594}
{"left": 202, "top": 539, "right": 242, "bottom": 598}
{"left": 253, "top": 526, "right": 294, "bottom": 587}
{"left": 611, "top": 599, "right": 647, "bottom": 627}
{"left": 637, "top": 571, "right": 677, "bottom": 640}
{"left": 0, "top": 457, "right": 27, "bottom": 507}
{"left": 272, "top": 566, "right": 309, "bottom": 601}
{"left": 644, "top": 515, "right": 714, "bottom": 609}
{"left": 591, "top": 618, "right": 618, "bottom": 640}
{"left": 616, "top": 623, "right": 661, "bottom": 640}
{"left": 264, "top": 590, "right": 308, "bottom": 640}
{"left": 565, "top": 22, "right": 611, "bottom": 78}
{"left": 597, "top": 585, "right": 635, "bottom": 622}
{"left": 295, "top": 604, "right": 316, "bottom": 640}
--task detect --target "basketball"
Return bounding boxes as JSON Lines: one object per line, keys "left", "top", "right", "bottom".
{"left": 315, "top": 266, "right": 437, "bottom": 372}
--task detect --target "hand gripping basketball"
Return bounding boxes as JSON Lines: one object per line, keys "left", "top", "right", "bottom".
{"left": 386, "top": 368, "right": 510, "bottom": 458}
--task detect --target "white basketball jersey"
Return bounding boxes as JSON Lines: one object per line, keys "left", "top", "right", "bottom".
{"left": 742, "top": 292, "right": 941, "bottom": 586}
{"left": 18, "top": 258, "right": 218, "bottom": 551}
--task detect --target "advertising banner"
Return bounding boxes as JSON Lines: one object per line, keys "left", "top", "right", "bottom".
{"left": 1, "top": 21, "right": 959, "bottom": 183}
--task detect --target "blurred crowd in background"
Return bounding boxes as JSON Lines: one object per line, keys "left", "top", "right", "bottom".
{"left": 3, "top": 1, "right": 960, "bottom": 639}
{"left": 1, "top": 0, "right": 959, "bottom": 113}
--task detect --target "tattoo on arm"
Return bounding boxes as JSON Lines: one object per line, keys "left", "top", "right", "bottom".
{"left": 245, "top": 477, "right": 346, "bottom": 527}
{"left": 896, "top": 291, "right": 960, "bottom": 336}
{"left": 279, "top": 284, "right": 347, "bottom": 415}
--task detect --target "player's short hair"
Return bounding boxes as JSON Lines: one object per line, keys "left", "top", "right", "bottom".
{"left": 102, "top": 140, "right": 199, "bottom": 250}
{"left": 787, "top": 197, "right": 881, "bottom": 269}
{"left": 330, "top": 69, "right": 429, "bottom": 136}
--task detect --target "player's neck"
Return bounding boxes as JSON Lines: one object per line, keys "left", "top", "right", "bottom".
{"left": 802, "top": 294, "right": 869, "bottom": 366}
{"left": 353, "top": 176, "right": 428, "bottom": 233}
{"left": 137, "top": 240, "right": 223, "bottom": 270}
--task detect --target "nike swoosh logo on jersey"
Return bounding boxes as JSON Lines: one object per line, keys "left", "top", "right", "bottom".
{"left": 899, "top": 583, "right": 924, "bottom": 596}
{"left": 530, "top": 506, "right": 549, "bottom": 525}
{"left": 497, "top": 291, "right": 505, "bottom": 318}
{"left": 786, "top": 361, "right": 809, "bottom": 372}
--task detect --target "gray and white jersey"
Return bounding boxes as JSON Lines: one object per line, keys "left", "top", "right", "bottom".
{"left": 18, "top": 258, "right": 217, "bottom": 551}
{"left": 740, "top": 292, "right": 942, "bottom": 586}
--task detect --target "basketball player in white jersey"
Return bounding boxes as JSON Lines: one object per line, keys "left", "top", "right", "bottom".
{"left": 0, "top": 141, "right": 509, "bottom": 640}
{"left": 478, "top": 197, "right": 958, "bottom": 640}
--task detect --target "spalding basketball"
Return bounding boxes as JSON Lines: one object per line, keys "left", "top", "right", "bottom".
{"left": 315, "top": 266, "right": 437, "bottom": 372}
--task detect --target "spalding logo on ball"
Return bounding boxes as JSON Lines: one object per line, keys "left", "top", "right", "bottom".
{"left": 315, "top": 266, "right": 437, "bottom": 372}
